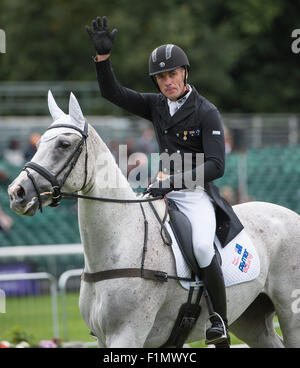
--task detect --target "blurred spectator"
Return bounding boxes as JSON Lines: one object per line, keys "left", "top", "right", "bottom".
{"left": 136, "top": 127, "right": 157, "bottom": 154}
{"left": 0, "top": 207, "right": 13, "bottom": 232}
{"left": 125, "top": 137, "right": 136, "bottom": 157}
{"left": 125, "top": 137, "right": 137, "bottom": 175}
{"left": 108, "top": 139, "right": 120, "bottom": 163}
{"left": 236, "top": 188, "right": 254, "bottom": 204}
{"left": 0, "top": 165, "right": 9, "bottom": 183}
{"left": 223, "top": 125, "right": 233, "bottom": 154}
{"left": 25, "top": 133, "right": 41, "bottom": 161}
{"left": 3, "top": 139, "right": 25, "bottom": 166}
{"left": 221, "top": 185, "right": 237, "bottom": 205}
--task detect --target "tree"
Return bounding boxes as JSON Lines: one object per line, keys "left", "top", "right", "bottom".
{"left": 0, "top": 0, "right": 299, "bottom": 113}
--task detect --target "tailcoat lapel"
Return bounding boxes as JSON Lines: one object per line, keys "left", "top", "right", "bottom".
{"left": 154, "top": 89, "right": 196, "bottom": 131}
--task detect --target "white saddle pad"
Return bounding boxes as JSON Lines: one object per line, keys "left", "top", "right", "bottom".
{"left": 166, "top": 223, "right": 260, "bottom": 290}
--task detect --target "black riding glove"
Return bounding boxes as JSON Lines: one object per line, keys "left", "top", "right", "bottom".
{"left": 144, "top": 177, "right": 174, "bottom": 197}
{"left": 86, "top": 16, "right": 118, "bottom": 55}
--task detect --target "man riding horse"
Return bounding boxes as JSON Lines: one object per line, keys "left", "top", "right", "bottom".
{"left": 86, "top": 16, "right": 244, "bottom": 346}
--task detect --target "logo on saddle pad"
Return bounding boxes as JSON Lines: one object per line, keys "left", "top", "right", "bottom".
{"left": 233, "top": 244, "right": 253, "bottom": 273}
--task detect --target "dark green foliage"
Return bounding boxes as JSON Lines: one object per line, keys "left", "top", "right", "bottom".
{"left": 0, "top": 0, "right": 299, "bottom": 113}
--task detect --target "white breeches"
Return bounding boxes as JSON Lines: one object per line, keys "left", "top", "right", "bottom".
{"left": 166, "top": 189, "right": 216, "bottom": 268}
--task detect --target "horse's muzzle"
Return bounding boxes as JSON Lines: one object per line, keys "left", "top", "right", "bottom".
{"left": 8, "top": 174, "right": 51, "bottom": 216}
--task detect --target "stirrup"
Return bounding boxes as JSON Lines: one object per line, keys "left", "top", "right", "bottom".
{"left": 204, "top": 312, "right": 228, "bottom": 346}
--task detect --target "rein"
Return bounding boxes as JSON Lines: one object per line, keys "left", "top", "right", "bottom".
{"left": 61, "top": 191, "right": 164, "bottom": 203}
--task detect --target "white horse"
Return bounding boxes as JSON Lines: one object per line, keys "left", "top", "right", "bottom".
{"left": 8, "top": 91, "right": 300, "bottom": 348}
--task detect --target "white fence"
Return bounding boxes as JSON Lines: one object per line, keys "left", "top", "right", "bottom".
{"left": 0, "top": 272, "right": 59, "bottom": 337}
{"left": 58, "top": 268, "right": 83, "bottom": 341}
{"left": 0, "top": 244, "right": 85, "bottom": 342}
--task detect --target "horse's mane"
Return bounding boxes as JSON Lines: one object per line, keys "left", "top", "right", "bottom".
{"left": 88, "top": 123, "right": 134, "bottom": 194}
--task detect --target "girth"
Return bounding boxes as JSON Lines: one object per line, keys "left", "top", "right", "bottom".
{"left": 83, "top": 268, "right": 173, "bottom": 283}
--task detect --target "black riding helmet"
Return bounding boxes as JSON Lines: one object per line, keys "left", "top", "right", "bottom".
{"left": 149, "top": 44, "right": 190, "bottom": 90}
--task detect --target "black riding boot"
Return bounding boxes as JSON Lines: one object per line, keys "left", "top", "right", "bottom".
{"left": 201, "top": 255, "right": 230, "bottom": 346}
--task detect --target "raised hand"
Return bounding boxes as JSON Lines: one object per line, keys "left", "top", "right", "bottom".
{"left": 85, "top": 16, "right": 118, "bottom": 55}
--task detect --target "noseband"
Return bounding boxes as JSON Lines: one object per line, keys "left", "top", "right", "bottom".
{"left": 23, "top": 121, "right": 89, "bottom": 212}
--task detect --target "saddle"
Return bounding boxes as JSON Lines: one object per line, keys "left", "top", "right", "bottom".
{"left": 150, "top": 197, "right": 222, "bottom": 279}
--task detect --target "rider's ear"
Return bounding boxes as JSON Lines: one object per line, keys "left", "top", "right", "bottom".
{"left": 48, "top": 90, "right": 66, "bottom": 121}
{"left": 69, "top": 92, "right": 85, "bottom": 124}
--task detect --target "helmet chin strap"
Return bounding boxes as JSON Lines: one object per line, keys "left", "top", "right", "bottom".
{"left": 184, "top": 67, "right": 187, "bottom": 86}
{"left": 151, "top": 76, "right": 161, "bottom": 92}
{"left": 176, "top": 84, "right": 190, "bottom": 101}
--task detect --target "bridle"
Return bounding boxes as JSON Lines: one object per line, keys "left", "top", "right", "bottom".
{"left": 22, "top": 120, "right": 163, "bottom": 212}
{"left": 23, "top": 121, "right": 89, "bottom": 212}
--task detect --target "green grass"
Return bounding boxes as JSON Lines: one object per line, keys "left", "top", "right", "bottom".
{"left": 0, "top": 292, "right": 94, "bottom": 344}
{"left": 0, "top": 292, "right": 282, "bottom": 347}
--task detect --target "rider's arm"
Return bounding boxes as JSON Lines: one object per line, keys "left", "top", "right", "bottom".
{"left": 170, "top": 108, "right": 225, "bottom": 189}
{"left": 95, "top": 56, "right": 156, "bottom": 122}
{"left": 200, "top": 108, "right": 225, "bottom": 182}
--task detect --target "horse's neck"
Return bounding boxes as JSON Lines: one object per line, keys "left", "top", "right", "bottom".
{"left": 78, "top": 132, "right": 143, "bottom": 273}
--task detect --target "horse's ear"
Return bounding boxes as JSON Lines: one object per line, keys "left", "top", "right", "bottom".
{"left": 69, "top": 92, "right": 85, "bottom": 124}
{"left": 48, "top": 90, "right": 66, "bottom": 121}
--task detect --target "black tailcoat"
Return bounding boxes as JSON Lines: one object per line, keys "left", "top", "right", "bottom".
{"left": 95, "top": 59, "right": 244, "bottom": 246}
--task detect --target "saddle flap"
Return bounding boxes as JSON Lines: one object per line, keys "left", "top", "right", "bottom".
{"left": 168, "top": 209, "right": 202, "bottom": 278}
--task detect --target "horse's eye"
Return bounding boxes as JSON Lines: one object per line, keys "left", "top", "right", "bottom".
{"left": 57, "top": 140, "right": 71, "bottom": 149}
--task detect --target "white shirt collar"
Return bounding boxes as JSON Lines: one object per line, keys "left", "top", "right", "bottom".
{"left": 167, "top": 85, "right": 192, "bottom": 116}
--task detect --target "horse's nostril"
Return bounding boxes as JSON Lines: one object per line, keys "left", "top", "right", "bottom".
{"left": 16, "top": 185, "right": 25, "bottom": 199}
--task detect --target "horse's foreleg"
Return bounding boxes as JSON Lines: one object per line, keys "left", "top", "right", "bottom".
{"left": 100, "top": 279, "right": 167, "bottom": 348}
{"left": 105, "top": 300, "right": 163, "bottom": 348}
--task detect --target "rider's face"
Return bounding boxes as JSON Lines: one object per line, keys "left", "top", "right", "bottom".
{"left": 156, "top": 67, "right": 187, "bottom": 101}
